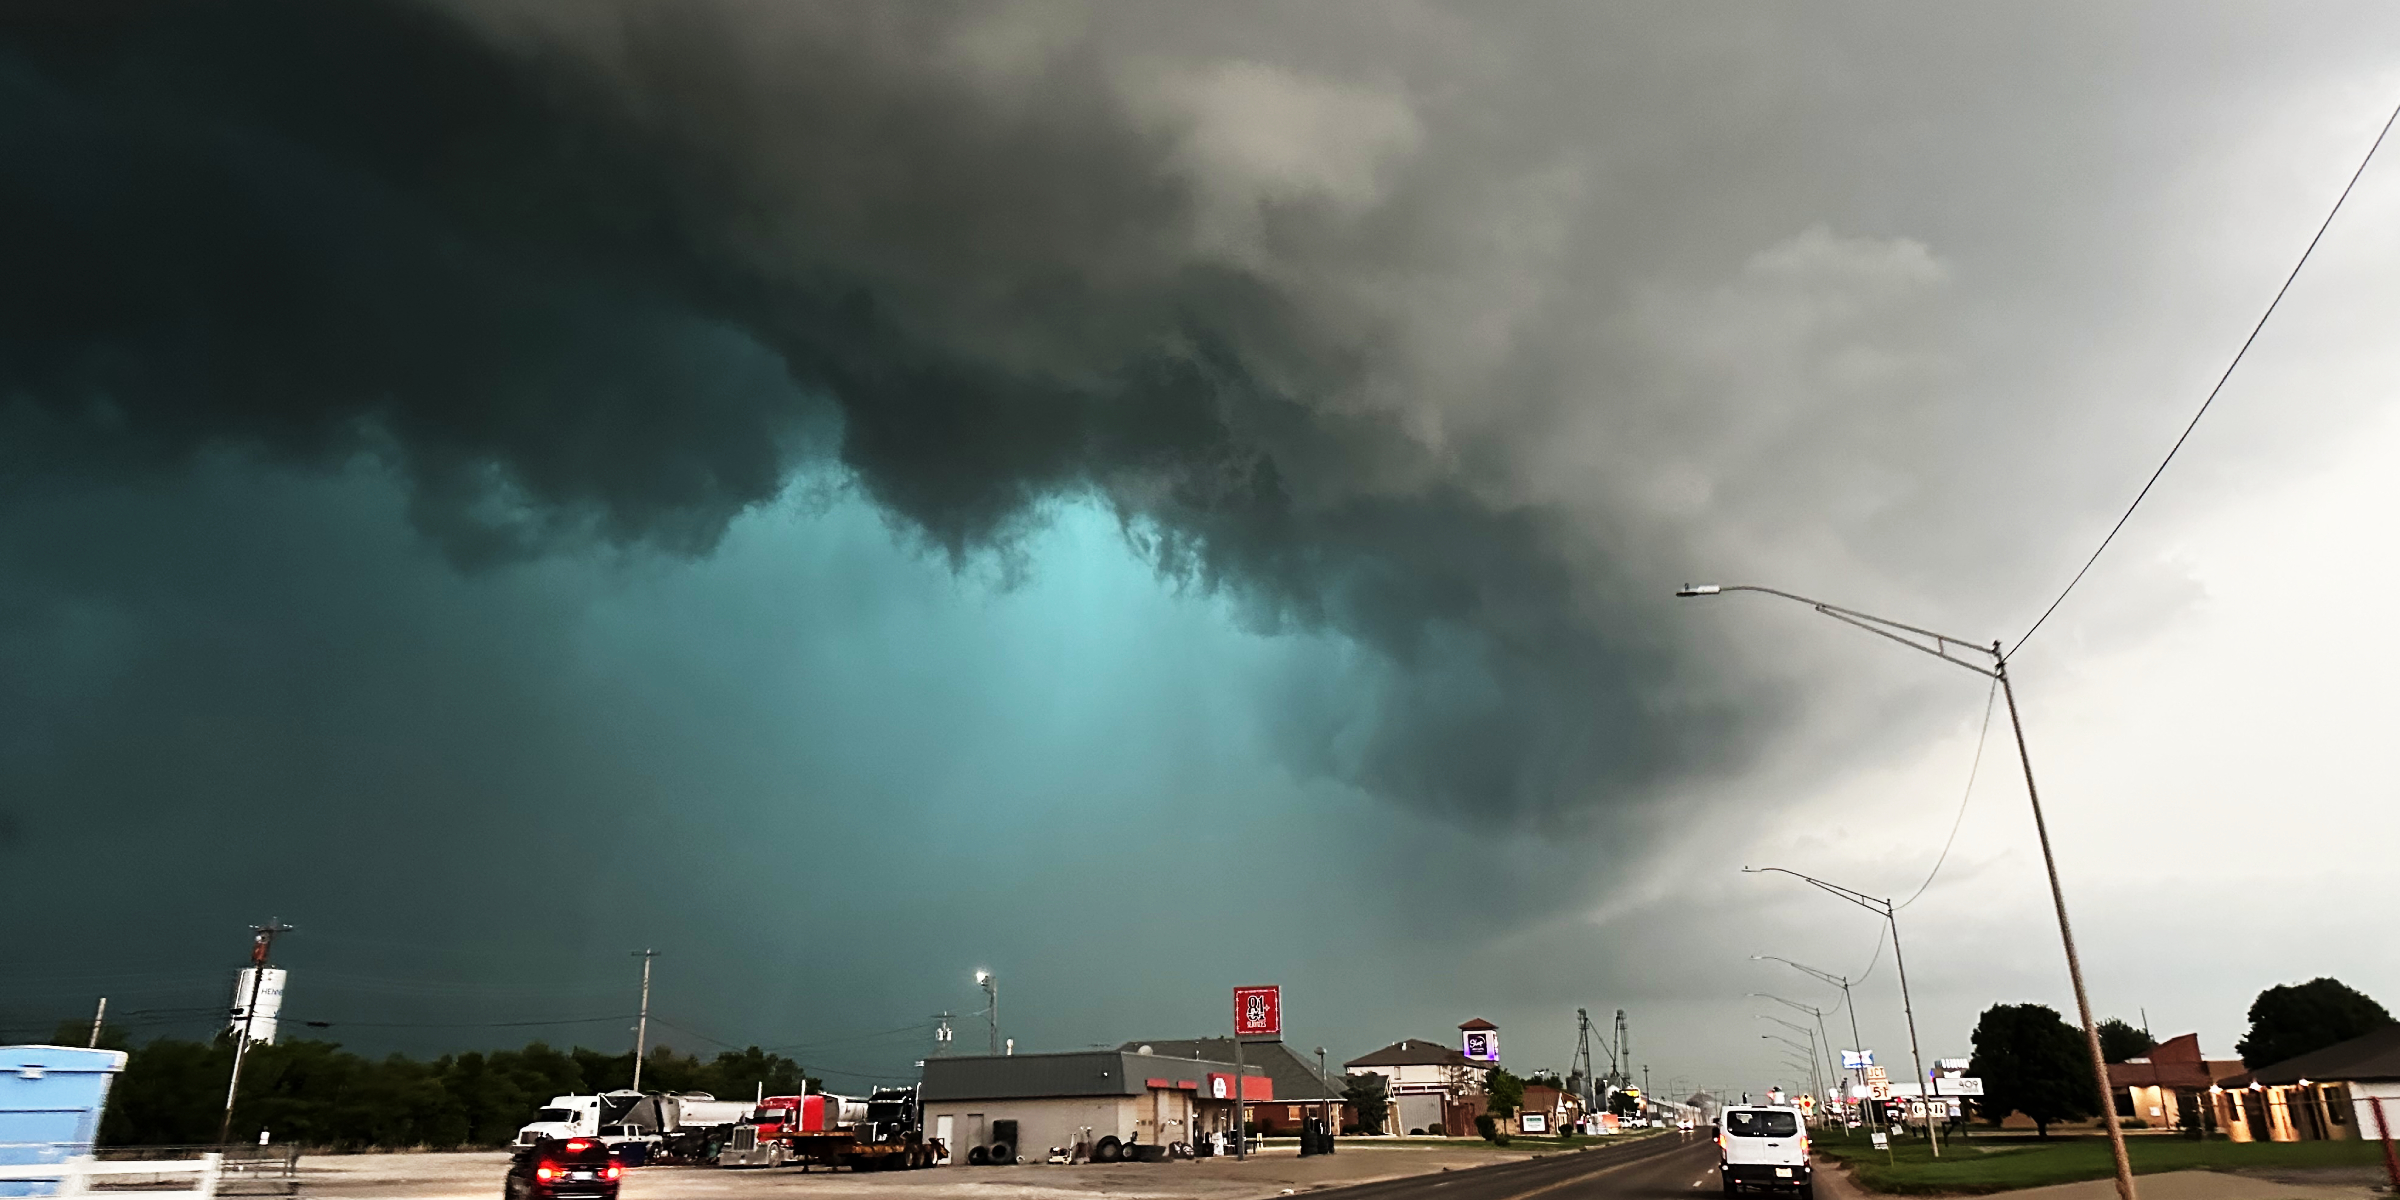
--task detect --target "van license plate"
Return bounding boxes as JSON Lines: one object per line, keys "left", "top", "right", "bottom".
{"left": 1774, "top": 1169, "right": 1792, "bottom": 1177}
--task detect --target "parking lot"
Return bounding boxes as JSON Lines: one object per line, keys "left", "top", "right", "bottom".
{"left": 298, "top": 1141, "right": 1572, "bottom": 1200}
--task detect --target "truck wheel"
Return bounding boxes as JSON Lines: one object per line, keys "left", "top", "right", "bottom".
{"left": 1093, "top": 1137, "right": 1122, "bottom": 1163}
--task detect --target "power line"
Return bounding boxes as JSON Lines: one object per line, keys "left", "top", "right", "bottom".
{"left": 1898, "top": 676, "right": 1999, "bottom": 910}
{"left": 291, "top": 1014, "right": 636, "bottom": 1030}
{"left": 2014, "top": 95, "right": 2400, "bottom": 658}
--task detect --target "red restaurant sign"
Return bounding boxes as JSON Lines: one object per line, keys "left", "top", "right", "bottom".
{"left": 1234, "top": 985, "right": 1281, "bottom": 1037}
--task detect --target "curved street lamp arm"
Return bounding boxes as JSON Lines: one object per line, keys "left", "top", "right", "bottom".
{"left": 1744, "top": 866, "right": 1894, "bottom": 917}
{"left": 1678, "top": 584, "right": 1998, "bottom": 679}
{"left": 1754, "top": 955, "right": 1850, "bottom": 991}
{"left": 1751, "top": 992, "right": 1822, "bottom": 1018}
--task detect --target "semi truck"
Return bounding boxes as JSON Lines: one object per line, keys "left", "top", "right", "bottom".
{"left": 717, "top": 1085, "right": 941, "bottom": 1170}
{"left": 515, "top": 1091, "right": 751, "bottom": 1163}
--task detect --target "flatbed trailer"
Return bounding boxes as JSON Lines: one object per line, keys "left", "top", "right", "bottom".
{"left": 717, "top": 1086, "right": 943, "bottom": 1171}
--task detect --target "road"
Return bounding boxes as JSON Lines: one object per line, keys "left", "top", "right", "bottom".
{"left": 1310, "top": 1135, "right": 1717, "bottom": 1200}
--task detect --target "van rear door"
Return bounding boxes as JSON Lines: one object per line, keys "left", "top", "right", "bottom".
{"left": 1721, "top": 1108, "right": 1803, "bottom": 1166}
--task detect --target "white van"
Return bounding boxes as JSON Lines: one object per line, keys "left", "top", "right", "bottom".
{"left": 1717, "top": 1105, "right": 1811, "bottom": 1199}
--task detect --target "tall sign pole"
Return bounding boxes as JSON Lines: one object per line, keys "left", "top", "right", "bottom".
{"left": 219, "top": 920, "right": 293, "bottom": 1146}
{"left": 1233, "top": 986, "right": 1281, "bottom": 1161}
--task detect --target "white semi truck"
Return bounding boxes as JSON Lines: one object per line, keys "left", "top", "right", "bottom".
{"left": 516, "top": 1091, "right": 752, "bottom": 1163}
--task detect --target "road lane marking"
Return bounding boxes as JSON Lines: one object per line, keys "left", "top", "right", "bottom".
{"left": 1492, "top": 1143, "right": 1697, "bottom": 1200}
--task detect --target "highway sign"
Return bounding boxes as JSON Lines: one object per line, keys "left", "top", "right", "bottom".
{"left": 1842, "top": 1050, "right": 1875, "bottom": 1070}
{"left": 1863, "top": 1065, "right": 1889, "bottom": 1082}
{"left": 1933, "top": 1077, "right": 1984, "bottom": 1096}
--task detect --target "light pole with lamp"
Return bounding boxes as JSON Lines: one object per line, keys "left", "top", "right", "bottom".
{"left": 1754, "top": 993, "right": 1840, "bottom": 1104}
{"left": 1747, "top": 866, "right": 1937, "bottom": 1154}
{"left": 1685, "top": 583, "right": 2132, "bottom": 1200}
{"left": 1761, "top": 1029, "right": 1822, "bottom": 1122}
{"left": 975, "top": 970, "right": 998, "bottom": 1056}
{"left": 1759, "top": 1017, "right": 1824, "bottom": 1120}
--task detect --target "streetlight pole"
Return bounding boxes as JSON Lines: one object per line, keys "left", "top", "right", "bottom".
{"left": 1688, "top": 585, "right": 2133, "bottom": 1199}
{"left": 975, "top": 971, "right": 997, "bottom": 1056}
{"left": 1747, "top": 867, "right": 1939, "bottom": 1156}
{"left": 1754, "top": 993, "right": 1840, "bottom": 1107}
{"left": 1757, "top": 956, "right": 1867, "bottom": 1124}
{"left": 1759, "top": 1017, "right": 1823, "bottom": 1121}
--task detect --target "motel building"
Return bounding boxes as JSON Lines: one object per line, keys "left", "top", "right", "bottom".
{"left": 2209, "top": 1025, "right": 2400, "bottom": 1144}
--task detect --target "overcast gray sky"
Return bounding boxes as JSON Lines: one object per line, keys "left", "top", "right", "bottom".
{"left": 3, "top": 1, "right": 2397, "bottom": 1096}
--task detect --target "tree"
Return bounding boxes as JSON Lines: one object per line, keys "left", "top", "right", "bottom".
{"left": 1484, "top": 1066, "right": 1525, "bottom": 1118}
{"left": 1609, "top": 1088, "right": 1641, "bottom": 1118}
{"left": 2237, "top": 978, "right": 2393, "bottom": 1067}
{"left": 2096, "top": 1018, "right": 2152, "bottom": 1063}
{"left": 1342, "top": 1072, "right": 1389, "bottom": 1135}
{"left": 1968, "top": 1003, "right": 2098, "bottom": 1139}
{"left": 1526, "top": 1072, "right": 1565, "bottom": 1090}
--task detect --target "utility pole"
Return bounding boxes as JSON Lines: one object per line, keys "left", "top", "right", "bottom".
{"left": 88, "top": 997, "right": 107, "bottom": 1048}
{"left": 219, "top": 920, "right": 293, "bottom": 1146}
{"left": 630, "top": 949, "right": 657, "bottom": 1092}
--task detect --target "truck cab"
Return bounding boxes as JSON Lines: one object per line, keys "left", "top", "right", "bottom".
{"left": 518, "top": 1097, "right": 602, "bottom": 1146}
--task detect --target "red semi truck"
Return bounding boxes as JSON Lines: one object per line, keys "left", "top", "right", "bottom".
{"left": 717, "top": 1086, "right": 941, "bottom": 1170}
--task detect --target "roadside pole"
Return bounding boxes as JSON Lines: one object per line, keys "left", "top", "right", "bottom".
{"left": 1234, "top": 1029, "right": 1246, "bottom": 1160}
{"left": 630, "top": 949, "right": 656, "bottom": 1092}
{"left": 219, "top": 921, "right": 292, "bottom": 1146}
{"left": 2370, "top": 1097, "right": 2400, "bottom": 1193}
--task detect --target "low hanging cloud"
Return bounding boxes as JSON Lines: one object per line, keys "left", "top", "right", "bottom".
{"left": 10, "top": 0, "right": 2333, "bottom": 830}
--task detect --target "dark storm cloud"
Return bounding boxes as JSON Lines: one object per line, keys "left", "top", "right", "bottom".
{"left": 0, "top": 0, "right": 1741, "bottom": 820}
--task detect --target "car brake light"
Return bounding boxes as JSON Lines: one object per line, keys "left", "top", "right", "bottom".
{"left": 605, "top": 1164, "right": 623, "bottom": 1180}
{"left": 536, "top": 1165, "right": 558, "bottom": 1181}
{"left": 566, "top": 1139, "right": 592, "bottom": 1152}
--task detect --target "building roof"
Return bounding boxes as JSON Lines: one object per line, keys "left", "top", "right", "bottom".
{"left": 2103, "top": 1034, "right": 2250, "bottom": 1091}
{"left": 1119, "top": 1038, "right": 1344, "bottom": 1101}
{"left": 1345, "top": 1038, "right": 1476, "bottom": 1069}
{"left": 2243, "top": 1024, "right": 2400, "bottom": 1086}
{"left": 1459, "top": 1018, "right": 1498, "bottom": 1031}
{"left": 921, "top": 1050, "right": 1263, "bottom": 1103}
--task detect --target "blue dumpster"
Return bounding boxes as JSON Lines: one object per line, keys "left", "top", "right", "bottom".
{"left": 0, "top": 1045, "right": 129, "bottom": 1197}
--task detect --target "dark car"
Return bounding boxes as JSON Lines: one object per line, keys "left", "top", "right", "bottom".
{"left": 504, "top": 1137, "right": 621, "bottom": 1200}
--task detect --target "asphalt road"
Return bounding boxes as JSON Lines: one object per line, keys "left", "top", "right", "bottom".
{"left": 1310, "top": 1134, "right": 1719, "bottom": 1200}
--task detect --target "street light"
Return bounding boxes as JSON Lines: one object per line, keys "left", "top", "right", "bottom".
{"left": 1748, "top": 866, "right": 1937, "bottom": 1153}
{"left": 974, "top": 970, "right": 998, "bottom": 1056}
{"left": 1687, "top": 583, "right": 2132, "bottom": 1200}
{"left": 1759, "top": 1018, "right": 1822, "bottom": 1096}
{"left": 1753, "top": 993, "right": 1840, "bottom": 1100}
{"left": 1759, "top": 1022, "right": 1824, "bottom": 1123}
{"left": 1755, "top": 957, "right": 1865, "bottom": 1076}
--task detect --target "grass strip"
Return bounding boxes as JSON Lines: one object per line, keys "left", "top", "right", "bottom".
{"left": 1812, "top": 1130, "right": 2386, "bottom": 1194}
